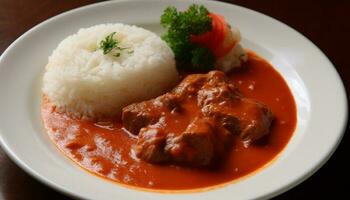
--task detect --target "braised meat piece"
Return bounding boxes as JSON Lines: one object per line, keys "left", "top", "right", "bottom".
{"left": 122, "top": 94, "right": 180, "bottom": 134}
{"left": 122, "top": 102, "right": 159, "bottom": 135}
{"left": 122, "top": 70, "right": 274, "bottom": 167}
{"left": 201, "top": 98, "right": 273, "bottom": 144}
{"left": 198, "top": 71, "right": 273, "bottom": 143}
{"left": 197, "top": 71, "right": 241, "bottom": 106}
{"left": 172, "top": 73, "right": 207, "bottom": 97}
{"left": 135, "top": 116, "right": 235, "bottom": 167}
{"left": 135, "top": 117, "right": 216, "bottom": 166}
{"left": 238, "top": 99, "right": 273, "bottom": 143}
{"left": 169, "top": 117, "right": 216, "bottom": 166}
{"left": 135, "top": 126, "right": 170, "bottom": 163}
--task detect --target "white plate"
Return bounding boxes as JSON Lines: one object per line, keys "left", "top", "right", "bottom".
{"left": 0, "top": 0, "right": 347, "bottom": 199}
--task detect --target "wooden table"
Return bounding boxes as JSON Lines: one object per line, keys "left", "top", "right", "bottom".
{"left": 0, "top": 0, "right": 348, "bottom": 199}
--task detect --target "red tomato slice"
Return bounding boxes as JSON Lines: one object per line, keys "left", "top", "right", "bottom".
{"left": 191, "top": 13, "right": 231, "bottom": 58}
{"left": 210, "top": 13, "right": 227, "bottom": 57}
{"left": 211, "top": 13, "right": 238, "bottom": 58}
{"left": 191, "top": 13, "right": 217, "bottom": 50}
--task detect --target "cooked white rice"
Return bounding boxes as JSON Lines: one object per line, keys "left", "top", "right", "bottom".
{"left": 43, "top": 24, "right": 178, "bottom": 120}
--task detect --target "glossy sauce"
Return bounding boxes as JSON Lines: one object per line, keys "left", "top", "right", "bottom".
{"left": 41, "top": 52, "right": 297, "bottom": 191}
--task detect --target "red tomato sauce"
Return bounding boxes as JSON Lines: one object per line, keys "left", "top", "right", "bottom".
{"left": 41, "top": 51, "right": 296, "bottom": 191}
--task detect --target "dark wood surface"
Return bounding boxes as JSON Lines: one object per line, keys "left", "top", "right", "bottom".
{"left": 0, "top": 0, "right": 348, "bottom": 199}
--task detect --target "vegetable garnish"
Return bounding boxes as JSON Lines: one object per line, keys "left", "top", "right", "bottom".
{"left": 99, "top": 32, "right": 131, "bottom": 57}
{"left": 161, "top": 4, "right": 215, "bottom": 70}
{"left": 100, "top": 32, "right": 118, "bottom": 54}
{"left": 191, "top": 13, "right": 231, "bottom": 58}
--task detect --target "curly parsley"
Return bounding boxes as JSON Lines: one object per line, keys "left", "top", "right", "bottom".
{"left": 161, "top": 4, "right": 214, "bottom": 71}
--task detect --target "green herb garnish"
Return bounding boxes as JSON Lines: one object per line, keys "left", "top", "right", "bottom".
{"left": 100, "top": 32, "right": 118, "bottom": 54}
{"left": 191, "top": 47, "right": 215, "bottom": 71}
{"left": 161, "top": 4, "right": 215, "bottom": 71}
{"left": 99, "top": 32, "right": 131, "bottom": 57}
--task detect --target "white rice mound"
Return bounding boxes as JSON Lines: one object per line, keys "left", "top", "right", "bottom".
{"left": 43, "top": 24, "right": 178, "bottom": 120}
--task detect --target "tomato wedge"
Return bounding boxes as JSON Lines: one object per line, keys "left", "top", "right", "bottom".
{"left": 191, "top": 13, "right": 237, "bottom": 59}
{"left": 210, "top": 13, "right": 226, "bottom": 57}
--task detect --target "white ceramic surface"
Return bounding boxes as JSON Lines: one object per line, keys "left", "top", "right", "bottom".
{"left": 0, "top": 0, "right": 347, "bottom": 200}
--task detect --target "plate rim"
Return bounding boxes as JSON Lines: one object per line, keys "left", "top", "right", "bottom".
{"left": 0, "top": 0, "right": 348, "bottom": 199}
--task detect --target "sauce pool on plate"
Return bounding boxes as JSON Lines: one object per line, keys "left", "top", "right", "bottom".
{"left": 41, "top": 51, "right": 297, "bottom": 191}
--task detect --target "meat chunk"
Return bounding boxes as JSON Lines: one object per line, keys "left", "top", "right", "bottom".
{"left": 172, "top": 73, "right": 207, "bottom": 97}
{"left": 196, "top": 71, "right": 241, "bottom": 107}
{"left": 201, "top": 104, "right": 241, "bottom": 135}
{"left": 201, "top": 98, "right": 274, "bottom": 144}
{"left": 238, "top": 99, "right": 274, "bottom": 143}
{"left": 122, "top": 70, "right": 274, "bottom": 167}
{"left": 122, "top": 102, "right": 159, "bottom": 135}
{"left": 135, "top": 126, "right": 170, "bottom": 163}
{"left": 165, "top": 117, "right": 215, "bottom": 166}
{"left": 135, "top": 117, "right": 236, "bottom": 167}
{"left": 122, "top": 94, "right": 181, "bottom": 135}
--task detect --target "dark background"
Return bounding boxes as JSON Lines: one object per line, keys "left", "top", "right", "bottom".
{"left": 0, "top": 0, "right": 348, "bottom": 199}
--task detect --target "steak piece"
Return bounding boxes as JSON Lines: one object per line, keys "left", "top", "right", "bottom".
{"left": 122, "top": 70, "right": 274, "bottom": 167}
